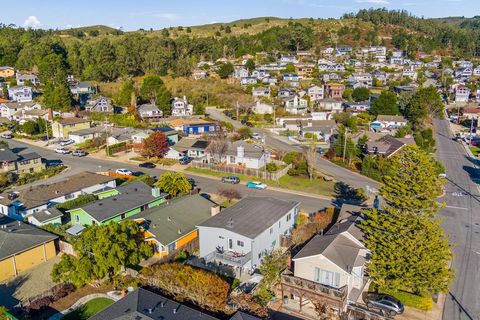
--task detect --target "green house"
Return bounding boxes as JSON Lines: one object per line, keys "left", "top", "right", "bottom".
{"left": 69, "top": 182, "right": 168, "bottom": 226}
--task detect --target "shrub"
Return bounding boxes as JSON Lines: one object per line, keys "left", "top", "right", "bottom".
{"left": 287, "top": 168, "right": 300, "bottom": 176}
{"left": 283, "top": 151, "right": 301, "bottom": 164}
{"left": 55, "top": 194, "right": 97, "bottom": 213}
{"left": 377, "top": 287, "right": 433, "bottom": 311}
{"left": 266, "top": 163, "right": 278, "bottom": 172}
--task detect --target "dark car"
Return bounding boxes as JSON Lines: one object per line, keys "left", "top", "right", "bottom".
{"left": 240, "top": 119, "right": 247, "bottom": 125}
{"left": 365, "top": 293, "right": 404, "bottom": 316}
{"left": 245, "top": 122, "right": 253, "bottom": 127}
{"left": 46, "top": 159, "right": 63, "bottom": 168}
{"left": 221, "top": 176, "right": 240, "bottom": 184}
{"left": 231, "top": 116, "right": 238, "bottom": 120}
{"left": 179, "top": 156, "right": 193, "bottom": 165}
{"left": 187, "top": 178, "right": 196, "bottom": 187}
{"left": 139, "top": 162, "right": 156, "bottom": 169}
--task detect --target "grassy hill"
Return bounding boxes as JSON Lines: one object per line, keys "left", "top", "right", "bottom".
{"left": 58, "top": 25, "right": 122, "bottom": 37}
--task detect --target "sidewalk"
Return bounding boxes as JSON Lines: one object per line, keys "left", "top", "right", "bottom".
{"left": 398, "top": 293, "right": 445, "bottom": 320}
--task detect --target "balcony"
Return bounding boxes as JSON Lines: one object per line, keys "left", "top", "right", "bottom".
{"left": 281, "top": 270, "right": 347, "bottom": 302}
{"left": 205, "top": 250, "right": 252, "bottom": 268}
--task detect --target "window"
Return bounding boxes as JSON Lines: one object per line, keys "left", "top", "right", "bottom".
{"left": 270, "top": 228, "right": 273, "bottom": 234}
{"left": 237, "top": 240, "right": 244, "bottom": 247}
{"left": 75, "top": 214, "right": 80, "bottom": 223}
{"left": 278, "top": 221, "right": 281, "bottom": 228}
{"left": 228, "top": 238, "right": 233, "bottom": 250}
{"left": 314, "top": 267, "right": 341, "bottom": 288}
{"left": 287, "top": 213, "right": 292, "bottom": 222}
{"left": 258, "top": 253, "right": 262, "bottom": 259}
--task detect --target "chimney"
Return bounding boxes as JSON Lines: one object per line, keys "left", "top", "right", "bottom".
{"left": 47, "top": 108, "right": 53, "bottom": 121}
{"left": 151, "top": 187, "right": 161, "bottom": 198}
{"left": 237, "top": 145, "right": 244, "bottom": 158}
{"left": 210, "top": 205, "right": 220, "bottom": 217}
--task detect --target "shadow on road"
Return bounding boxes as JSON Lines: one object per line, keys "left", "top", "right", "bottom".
{"left": 448, "top": 291, "right": 475, "bottom": 320}
{"left": 462, "top": 166, "right": 480, "bottom": 185}
{"left": 446, "top": 177, "right": 480, "bottom": 204}
{"left": 463, "top": 155, "right": 480, "bottom": 168}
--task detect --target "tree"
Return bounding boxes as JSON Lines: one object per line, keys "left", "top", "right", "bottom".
{"left": 21, "top": 120, "right": 39, "bottom": 135}
{"left": 155, "top": 172, "right": 191, "bottom": 197}
{"left": 380, "top": 145, "right": 444, "bottom": 215}
{"left": 217, "top": 62, "right": 234, "bottom": 79}
{"left": 51, "top": 220, "right": 152, "bottom": 288}
{"left": 342, "top": 88, "right": 353, "bottom": 101}
{"left": 360, "top": 206, "right": 454, "bottom": 293}
{"left": 414, "top": 128, "right": 436, "bottom": 153}
{"left": 352, "top": 87, "right": 370, "bottom": 102}
{"left": 256, "top": 250, "right": 287, "bottom": 305}
{"left": 219, "top": 189, "right": 241, "bottom": 203}
{"left": 140, "top": 75, "right": 171, "bottom": 114}
{"left": 282, "top": 62, "right": 296, "bottom": 74}
{"left": 333, "top": 127, "right": 357, "bottom": 165}
{"left": 206, "top": 136, "right": 227, "bottom": 163}
{"left": 141, "top": 132, "right": 169, "bottom": 158}
{"left": 370, "top": 91, "right": 398, "bottom": 116}
{"left": 117, "top": 80, "right": 135, "bottom": 107}
{"left": 235, "top": 127, "right": 252, "bottom": 140}
{"left": 404, "top": 86, "right": 444, "bottom": 129}
{"left": 245, "top": 59, "right": 255, "bottom": 72}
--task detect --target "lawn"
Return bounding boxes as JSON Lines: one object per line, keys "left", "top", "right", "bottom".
{"left": 470, "top": 146, "right": 480, "bottom": 157}
{"left": 186, "top": 167, "right": 335, "bottom": 197}
{"left": 62, "top": 297, "right": 114, "bottom": 320}
{"left": 369, "top": 284, "right": 433, "bottom": 311}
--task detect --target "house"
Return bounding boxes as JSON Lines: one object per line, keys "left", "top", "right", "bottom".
{"left": 281, "top": 204, "right": 369, "bottom": 317}
{"left": 283, "top": 95, "right": 308, "bottom": 115}
{"left": 473, "top": 66, "right": 480, "bottom": 76}
{"left": 323, "top": 73, "right": 341, "bottom": 83}
{"left": 198, "top": 197, "right": 299, "bottom": 272}
{"left": 133, "top": 194, "right": 216, "bottom": 258}
{"left": 336, "top": 46, "right": 353, "bottom": 55}
{"left": 455, "top": 67, "right": 473, "bottom": 78}
{"left": 151, "top": 126, "right": 179, "bottom": 144}
{"left": 463, "top": 107, "right": 480, "bottom": 120}
{"left": 240, "top": 77, "right": 257, "bottom": 85}
{"left": 16, "top": 73, "right": 40, "bottom": 86}
{"left": 322, "top": 47, "right": 335, "bottom": 56}
{"left": 106, "top": 127, "right": 140, "bottom": 145}
{"left": 278, "top": 88, "right": 296, "bottom": 98}
{"left": 0, "top": 101, "right": 41, "bottom": 120}
{"left": 0, "top": 66, "right": 15, "bottom": 78}
{"left": 90, "top": 287, "right": 261, "bottom": 320}
{"left": 455, "top": 85, "right": 470, "bottom": 103}
{"left": 68, "top": 126, "right": 106, "bottom": 144}
{"left": 14, "top": 108, "right": 49, "bottom": 123}
{"left": 282, "top": 73, "right": 300, "bottom": 82}
{"left": 188, "top": 140, "right": 209, "bottom": 159}
{"left": 85, "top": 96, "right": 113, "bottom": 113}
{"left": 69, "top": 182, "right": 168, "bottom": 226}
{"left": 371, "top": 71, "right": 387, "bottom": 84}
{"left": 27, "top": 207, "right": 64, "bottom": 227}
{"left": 7, "top": 85, "right": 32, "bottom": 102}
{"left": 69, "top": 81, "right": 96, "bottom": 96}
{"left": 168, "top": 119, "right": 218, "bottom": 136}
{"left": 280, "top": 55, "right": 298, "bottom": 66}
{"left": 0, "top": 148, "right": 44, "bottom": 175}
{"left": 252, "top": 101, "right": 274, "bottom": 115}
{"left": 0, "top": 216, "right": 57, "bottom": 282}
{"left": 347, "top": 73, "right": 373, "bottom": 87}
{"left": 326, "top": 83, "right": 345, "bottom": 99}
{"left": 252, "top": 87, "right": 271, "bottom": 99}
{"left": 343, "top": 101, "right": 371, "bottom": 113}
{"left": 208, "top": 140, "right": 270, "bottom": 169}
{"left": 307, "top": 85, "right": 325, "bottom": 101}
{"left": 364, "top": 135, "right": 415, "bottom": 158}
{"left": 137, "top": 103, "right": 163, "bottom": 122}
{"left": 52, "top": 117, "right": 91, "bottom": 139}
{"left": 166, "top": 137, "right": 197, "bottom": 159}
{"left": 0, "top": 172, "right": 116, "bottom": 220}
{"left": 298, "top": 65, "right": 314, "bottom": 78}
{"left": 171, "top": 96, "right": 194, "bottom": 117}
{"left": 371, "top": 115, "right": 407, "bottom": 130}
{"left": 300, "top": 120, "right": 337, "bottom": 142}
{"left": 317, "top": 98, "right": 343, "bottom": 112}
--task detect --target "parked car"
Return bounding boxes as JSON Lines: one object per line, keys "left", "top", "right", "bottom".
{"left": 179, "top": 156, "right": 193, "bottom": 165}
{"left": 0, "top": 133, "right": 13, "bottom": 139}
{"left": 222, "top": 176, "right": 240, "bottom": 184}
{"left": 54, "top": 147, "right": 71, "bottom": 154}
{"left": 252, "top": 133, "right": 261, "bottom": 140}
{"left": 245, "top": 122, "right": 254, "bottom": 127}
{"left": 439, "top": 173, "right": 447, "bottom": 178}
{"left": 139, "top": 162, "right": 156, "bottom": 168}
{"left": 317, "top": 147, "right": 325, "bottom": 154}
{"left": 246, "top": 181, "right": 267, "bottom": 190}
{"left": 231, "top": 116, "right": 238, "bottom": 120}
{"left": 72, "top": 150, "right": 87, "bottom": 157}
{"left": 60, "top": 139, "right": 74, "bottom": 146}
{"left": 187, "top": 178, "right": 196, "bottom": 187}
{"left": 46, "top": 159, "right": 63, "bottom": 167}
{"left": 115, "top": 168, "right": 133, "bottom": 176}
{"left": 240, "top": 119, "right": 247, "bottom": 125}
{"left": 365, "top": 293, "right": 404, "bottom": 316}
{"left": 200, "top": 193, "right": 211, "bottom": 200}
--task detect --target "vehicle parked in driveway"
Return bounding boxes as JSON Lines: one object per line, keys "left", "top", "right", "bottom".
{"left": 139, "top": 162, "right": 156, "bottom": 168}
{"left": 55, "top": 147, "right": 71, "bottom": 154}
{"left": 252, "top": 133, "right": 261, "bottom": 140}
{"left": 365, "top": 293, "right": 404, "bottom": 316}
{"left": 187, "top": 178, "right": 196, "bottom": 188}
{"left": 179, "top": 156, "right": 193, "bottom": 165}
{"left": 246, "top": 181, "right": 267, "bottom": 190}
{"left": 72, "top": 150, "right": 87, "bottom": 157}
{"left": 115, "top": 168, "right": 133, "bottom": 176}
{"left": 60, "top": 139, "right": 74, "bottom": 146}
{"left": 221, "top": 176, "right": 240, "bottom": 184}
{"left": 0, "top": 133, "right": 13, "bottom": 139}
{"left": 245, "top": 122, "right": 254, "bottom": 127}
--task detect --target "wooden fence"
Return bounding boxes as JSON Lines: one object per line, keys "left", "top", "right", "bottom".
{"left": 191, "top": 161, "right": 292, "bottom": 181}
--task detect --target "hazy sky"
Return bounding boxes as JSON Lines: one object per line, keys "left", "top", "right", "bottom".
{"left": 0, "top": 0, "right": 478, "bottom": 31}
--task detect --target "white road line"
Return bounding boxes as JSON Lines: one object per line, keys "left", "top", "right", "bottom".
{"left": 445, "top": 205, "right": 469, "bottom": 210}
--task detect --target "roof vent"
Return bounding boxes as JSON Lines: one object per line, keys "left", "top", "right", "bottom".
{"left": 227, "top": 218, "right": 234, "bottom": 228}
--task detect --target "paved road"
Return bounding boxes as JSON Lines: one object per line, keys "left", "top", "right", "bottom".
{"left": 4, "top": 139, "right": 333, "bottom": 213}
{"left": 207, "top": 107, "right": 379, "bottom": 190}
{"left": 434, "top": 119, "right": 480, "bottom": 320}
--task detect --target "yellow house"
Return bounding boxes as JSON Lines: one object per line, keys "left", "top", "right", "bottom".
{"left": 133, "top": 194, "right": 218, "bottom": 258}
{"left": 52, "top": 117, "right": 91, "bottom": 139}
{"left": 0, "top": 216, "right": 57, "bottom": 282}
{"left": 0, "top": 66, "right": 15, "bottom": 78}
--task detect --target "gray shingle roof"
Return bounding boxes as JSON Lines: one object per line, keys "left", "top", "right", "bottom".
{"left": 0, "top": 148, "right": 18, "bottom": 162}
{"left": 75, "top": 182, "right": 168, "bottom": 223}
{"left": 18, "top": 152, "right": 42, "bottom": 162}
{"left": 198, "top": 197, "right": 299, "bottom": 239}
{"left": 28, "top": 207, "right": 63, "bottom": 223}
{"left": 0, "top": 216, "right": 57, "bottom": 260}
{"left": 132, "top": 194, "right": 214, "bottom": 246}
{"left": 230, "top": 311, "right": 262, "bottom": 320}
{"left": 89, "top": 288, "right": 219, "bottom": 320}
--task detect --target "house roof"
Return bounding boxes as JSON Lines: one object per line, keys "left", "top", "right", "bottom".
{"left": 57, "top": 117, "right": 90, "bottom": 126}
{"left": 190, "top": 140, "right": 209, "bottom": 150}
{"left": 171, "top": 138, "right": 197, "bottom": 152}
{"left": 224, "top": 141, "right": 265, "bottom": 159}
{"left": 464, "top": 108, "right": 480, "bottom": 114}
{"left": 138, "top": 103, "right": 160, "bottom": 112}
{"left": 292, "top": 204, "right": 366, "bottom": 272}
{"left": 152, "top": 126, "right": 177, "bottom": 135}
{"left": 0, "top": 172, "right": 116, "bottom": 209}
{"left": 1, "top": 101, "right": 38, "bottom": 109}
{"left": 0, "top": 148, "right": 18, "bottom": 162}
{"left": 230, "top": 311, "right": 262, "bottom": 320}
{"left": 133, "top": 194, "right": 214, "bottom": 246}
{"left": 367, "top": 135, "right": 415, "bottom": 158}
{"left": 90, "top": 287, "right": 220, "bottom": 320}
{"left": 0, "top": 216, "right": 57, "bottom": 260}
{"left": 376, "top": 115, "right": 406, "bottom": 122}
{"left": 198, "top": 197, "right": 299, "bottom": 239}
{"left": 28, "top": 207, "right": 63, "bottom": 223}
{"left": 17, "top": 152, "right": 42, "bottom": 162}
{"left": 73, "top": 182, "right": 168, "bottom": 223}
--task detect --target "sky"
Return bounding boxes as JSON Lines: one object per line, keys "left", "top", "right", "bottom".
{"left": 0, "top": 0, "right": 479, "bottom": 31}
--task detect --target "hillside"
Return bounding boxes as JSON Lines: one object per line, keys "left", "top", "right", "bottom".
{"left": 58, "top": 25, "right": 123, "bottom": 37}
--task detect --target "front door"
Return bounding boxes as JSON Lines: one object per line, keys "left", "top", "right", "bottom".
{"left": 228, "top": 238, "right": 233, "bottom": 251}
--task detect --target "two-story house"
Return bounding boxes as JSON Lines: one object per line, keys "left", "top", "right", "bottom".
{"left": 307, "top": 85, "right": 325, "bottom": 102}
{"left": 198, "top": 197, "right": 299, "bottom": 273}
{"left": 85, "top": 96, "right": 113, "bottom": 113}
{"left": 16, "top": 73, "right": 40, "bottom": 86}
{"left": 283, "top": 95, "right": 308, "bottom": 115}
{"left": 69, "top": 81, "right": 96, "bottom": 96}
{"left": 317, "top": 98, "right": 343, "bottom": 112}
{"left": 0, "top": 148, "right": 44, "bottom": 175}
{"left": 52, "top": 117, "right": 91, "bottom": 139}
{"left": 137, "top": 103, "right": 163, "bottom": 122}
{"left": 326, "top": 83, "right": 345, "bottom": 99}
{"left": 0, "top": 101, "right": 41, "bottom": 120}
{"left": 7, "top": 85, "right": 33, "bottom": 102}
{"left": 171, "top": 96, "right": 194, "bottom": 117}
{"left": 455, "top": 85, "right": 470, "bottom": 103}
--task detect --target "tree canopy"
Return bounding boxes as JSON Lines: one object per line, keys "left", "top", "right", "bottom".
{"left": 352, "top": 87, "right": 370, "bottom": 102}
{"left": 155, "top": 172, "right": 192, "bottom": 197}
{"left": 370, "top": 91, "right": 399, "bottom": 116}
{"left": 140, "top": 75, "right": 171, "bottom": 114}
{"left": 140, "top": 132, "right": 169, "bottom": 158}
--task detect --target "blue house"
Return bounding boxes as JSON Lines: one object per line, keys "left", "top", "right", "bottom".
{"left": 184, "top": 122, "right": 217, "bottom": 136}
{"left": 283, "top": 73, "right": 300, "bottom": 82}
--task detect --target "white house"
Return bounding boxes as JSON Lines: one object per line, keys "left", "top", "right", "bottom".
{"left": 198, "top": 197, "right": 299, "bottom": 272}
{"left": 455, "top": 85, "right": 470, "bottom": 103}
{"left": 283, "top": 95, "right": 308, "bottom": 115}
{"left": 7, "top": 86, "right": 33, "bottom": 102}
{"left": 252, "top": 87, "right": 271, "bottom": 99}
{"left": 85, "top": 96, "right": 113, "bottom": 113}
{"left": 171, "top": 96, "right": 194, "bottom": 117}
{"left": 347, "top": 73, "right": 373, "bottom": 87}
{"left": 371, "top": 115, "right": 407, "bottom": 130}
{"left": 208, "top": 141, "right": 270, "bottom": 169}
{"left": 307, "top": 85, "right": 324, "bottom": 101}
{"left": 16, "top": 73, "right": 40, "bottom": 86}
{"left": 317, "top": 99, "right": 343, "bottom": 112}
{"left": 0, "top": 101, "right": 41, "bottom": 120}
{"left": 252, "top": 101, "right": 274, "bottom": 115}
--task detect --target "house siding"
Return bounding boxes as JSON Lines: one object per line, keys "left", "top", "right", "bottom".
{"left": 293, "top": 255, "right": 348, "bottom": 288}
{"left": 148, "top": 198, "right": 166, "bottom": 208}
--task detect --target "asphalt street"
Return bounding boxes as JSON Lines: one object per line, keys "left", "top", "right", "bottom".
{"left": 435, "top": 119, "right": 480, "bottom": 320}
{"left": 4, "top": 138, "right": 333, "bottom": 213}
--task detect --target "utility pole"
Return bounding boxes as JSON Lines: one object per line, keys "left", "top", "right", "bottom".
{"left": 44, "top": 118, "right": 50, "bottom": 145}
{"left": 469, "top": 116, "right": 476, "bottom": 145}
{"left": 342, "top": 128, "right": 349, "bottom": 163}
{"left": 236, "top": 101, "right": 239, "bottom": 119}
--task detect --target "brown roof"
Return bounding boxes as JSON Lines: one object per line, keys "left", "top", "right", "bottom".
{"left": 464, "top": 108, "right": 480, "bottom": 114}
{"left": 0, "top": 172, "right": 115, "bottom": 209}
{"left": 57, "top": 117, "right": 90, "bottom": 125}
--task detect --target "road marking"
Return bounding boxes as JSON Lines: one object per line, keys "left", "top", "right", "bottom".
{"left": 445, "top": 205, "right": 469, "bottom": 210}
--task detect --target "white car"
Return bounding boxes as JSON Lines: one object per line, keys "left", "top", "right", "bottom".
{"left": 115, "top": 168, "right": 133, "bottom": 176}
{"left": 60, "top": 139, "right": 74, "bottom": 146}
{"left": 252, "top": 133, "right": 262, "bottom": 140}
{"left": 55, "top": 147, "right": 71, "bottom": 154}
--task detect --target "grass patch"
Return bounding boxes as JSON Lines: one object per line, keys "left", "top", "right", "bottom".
{"left": 62, "top": 297, "right": 114, "bottom": 320}
{"left": 130, "top": 156, "right": 177, "bottom": 166}
{"left": 470, "top": 146, "right": 480, "bottom": 157}
{"left": 369, "top": 284, "right": 433, "bottom": 311}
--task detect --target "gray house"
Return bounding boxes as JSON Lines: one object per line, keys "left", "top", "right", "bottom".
{"left": 198, "top": 197, "right": 299, "bottom": 272}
